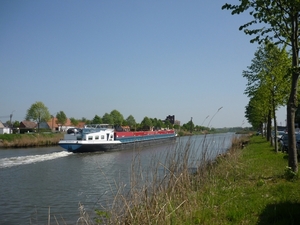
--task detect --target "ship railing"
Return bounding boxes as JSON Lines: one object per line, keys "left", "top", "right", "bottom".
{"left": 84, "top": 124, "right": 113, "bottom": 129}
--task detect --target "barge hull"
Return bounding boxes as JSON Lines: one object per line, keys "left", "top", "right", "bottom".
{"left": 60, "top": 136, "right": 176, "bottom": 153}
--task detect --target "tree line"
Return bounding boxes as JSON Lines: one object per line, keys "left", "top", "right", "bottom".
{"left": 8, "top": 101, "right": 214, "bottom": 133}
{"left": 222, "top": 1, "right": 300, "bottom": 173}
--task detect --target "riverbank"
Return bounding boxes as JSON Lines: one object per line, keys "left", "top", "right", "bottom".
{"left": 87, "top": 135, "right": 300, "bottom": 224}
{"left": 0, "top": 133, "right": 63, "bottom": 148}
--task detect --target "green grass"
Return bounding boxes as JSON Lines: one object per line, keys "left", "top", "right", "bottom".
{"left": 0, "top": 133, "right": 63, "bottom": 147}
{"left": 186, "top": 136, "right": 300, "bottom": 225}
{"left": 0, "top": 133, "right": 23, "bottom": 141}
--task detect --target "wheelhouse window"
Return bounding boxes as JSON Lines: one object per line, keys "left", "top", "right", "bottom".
{"left": 88, "top": 136, "right": 93, "bottom": 140}
{"left": 101, "top": 135, "right": 105, "bottom": 139}
{"left": 95, "top": 136, "right": 99, "bottom": 140}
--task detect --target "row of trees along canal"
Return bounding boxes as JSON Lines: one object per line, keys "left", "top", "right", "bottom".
{"left": 222, "top": 1, "right": 300, "bottom": 173}
{"left": 7, "top": 101, "right": 241, "bottom": 136}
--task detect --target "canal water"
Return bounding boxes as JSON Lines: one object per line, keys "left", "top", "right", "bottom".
{"left": 0, "top": 133, "right": 237, "bottom": 225}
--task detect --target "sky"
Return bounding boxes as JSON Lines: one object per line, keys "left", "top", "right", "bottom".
{"left": 0, "top": 0, "right": 287, "bottom": 128}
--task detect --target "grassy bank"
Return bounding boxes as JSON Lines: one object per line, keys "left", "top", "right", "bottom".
{"left": 186, "top": 136, "right": 300, "bottom": 225}
{"left": 77, "top": 135, "right": 300, "bottom": 225}
{"left": 0, "top": 133, "right": 64, "bottom": 148}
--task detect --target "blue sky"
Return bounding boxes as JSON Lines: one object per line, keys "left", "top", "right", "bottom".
{"left": 0, "top": 1, "right": 287, "bottom": 128}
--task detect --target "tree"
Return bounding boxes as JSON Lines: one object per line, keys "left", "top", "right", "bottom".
{"left": 140, "top": 116, "right": 152, "bottom": 130}
{"left": 56, "top": 111, "right": 67, "bottom": 131}
{"left": 149, "top": 118, "right": 165, "bottom": 129}
{"left": 222, "top": 1, "right": 300, "bottom": 172}
{"left": 164, "top": 120, "right": 173, "bottom": 129}
{"left": 26, "top": 101, "right": 51, "bottom": 133}
{"left": 13, "top": 121, "right": 20, "bottom": 128}
{"left": 173, "top": 124, "right": 180, "bottom": 130}
{"left": 69, "top": 117, "right": 79, "bottom": 127}
{"left": 182, "top": 120, "right": 194, "bottom": 133}
{"left": 110, "top": 110, "right": 124, "bottom": 126}
{"left": 187, "top": 120, "right": 194, "bottom": 133}
{"left": 263, "top": 44, "right": 290, "bottom": 150}
{"left": 126, "top": 115, "right": 136, "bottom": 129}
{"left": 245, "top": 89, "right": 269, "bottom": 134}
{"left": 92, "top": 115, "right": 102, "bottom": 124}
{"left": 102, "top": 113, "right": 113, "bottom": 124}
{"left": 158, "top": 119, "right": 164, "bottom": 129}
{"left": 243, "top": 43, "right": 290, "bottom": 150}
{"left": 154, "top": 118, "right": 164, "bottom": 129}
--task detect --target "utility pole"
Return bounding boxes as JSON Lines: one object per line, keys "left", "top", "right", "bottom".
{"left": 9, "top": 110, "right": 15, "bottom": 134}
{"left": 51, "top": 115, "right": 54, "bottom": 132}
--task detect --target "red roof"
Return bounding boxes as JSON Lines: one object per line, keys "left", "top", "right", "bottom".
{"left": 46, "top": 118, "right": 85, "bottom": 129}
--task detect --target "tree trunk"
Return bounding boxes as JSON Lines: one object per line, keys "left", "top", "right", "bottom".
{"left": 287, "top": 68, "right": 299, "bottom": 172}
{"left": 287, "top": 99, "right": 298, "bottom": 172}
{"left": 267, "top": 110, "right": 272, "bottom": 142}
{"left": 287, "top": 11, "right": 299, "bottom": 173}
{"left": 273, "top": 105, "right": 278, "bottom": 152}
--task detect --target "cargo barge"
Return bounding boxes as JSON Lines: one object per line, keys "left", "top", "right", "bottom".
{"left": 58, "top": 124, "right": 177, "bottom": 153}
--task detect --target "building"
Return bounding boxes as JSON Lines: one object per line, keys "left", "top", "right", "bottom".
{"left": 41, "top": 118, "right": 85, "bottom": 132}
{"left": 19, "top": 120, "right": 37, "bottom": 133}
{"left": 165, "top": 115, "right": 175, "bottom": 124}
{"left": 0, "top": 121, "right": 11, "bottom": 134}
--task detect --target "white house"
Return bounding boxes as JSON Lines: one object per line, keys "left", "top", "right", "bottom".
{"left": 0, "top": 121, "right": 11, "bottom": 134}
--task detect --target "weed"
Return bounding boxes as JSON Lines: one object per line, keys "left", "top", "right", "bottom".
{"left": 94, "top": 210, "right": 110, "bottom": 224}
{"left": 284, "top": 166, "right": 298, "bottom": 180}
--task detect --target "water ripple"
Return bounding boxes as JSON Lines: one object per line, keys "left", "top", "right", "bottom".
{"left": 0, "top": 151, "right": 72, "bottom": 168}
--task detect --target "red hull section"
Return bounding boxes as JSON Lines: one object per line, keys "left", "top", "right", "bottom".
{"left": 115, "top": 130, "right": 175, "bottom": 138}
